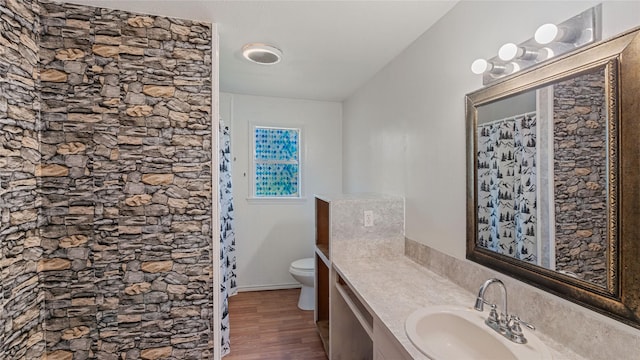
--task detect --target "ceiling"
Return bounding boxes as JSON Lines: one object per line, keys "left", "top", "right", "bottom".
{"left": 69, "top": 1, "right": 458, "bottom": 101}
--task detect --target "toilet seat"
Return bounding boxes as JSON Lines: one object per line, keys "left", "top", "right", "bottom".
{"left": 290, "top": 257, "right": 314, "bottom": 271}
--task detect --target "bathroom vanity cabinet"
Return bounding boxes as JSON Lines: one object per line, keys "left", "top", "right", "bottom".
{"left": 315, "top": 197, "right": 331, "bottom": 353}
{"left": 314, "top": 193, "right": 593, "bottom": 360}
{"left": 314, "top": 194, "right": 408, "bottom": 360}
{"left": 333, "top": 267, "right": 412, "bottom": 360}
{"left": 373, "top": 320, "right": 413, "bottom": 360}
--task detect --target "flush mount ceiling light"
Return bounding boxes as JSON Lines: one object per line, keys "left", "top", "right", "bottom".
{"left": 242, "top": 43, "right": 282, "bottom": 65}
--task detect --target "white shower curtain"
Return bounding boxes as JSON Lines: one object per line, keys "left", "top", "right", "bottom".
{"left": 219, "top": 122, "right": 237, "bottom": 357}
{"left": 477, "top": 112, "right": 538, "bottom": 263}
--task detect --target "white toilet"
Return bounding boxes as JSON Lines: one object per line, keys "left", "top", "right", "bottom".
{"left": 289, "top": 257, "right": 315, "bottom": 311}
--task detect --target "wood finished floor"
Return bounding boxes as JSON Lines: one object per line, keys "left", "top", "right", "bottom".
{"left": 224, "top": 289, "right": 328, "bottom": 360}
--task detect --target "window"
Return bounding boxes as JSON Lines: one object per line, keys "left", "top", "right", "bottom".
{"left": 252, "top": 126, "right": 301, "bottom": 198}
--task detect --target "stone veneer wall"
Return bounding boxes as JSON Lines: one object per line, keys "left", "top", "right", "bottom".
{"left": 1, "top": 0, "right": 214, "bottom": 359}
{"left": 0, "top": 0, "right": 46, "bottom": 359}
{"left": 553, "top": 68, "right": 607, "bottom": 287}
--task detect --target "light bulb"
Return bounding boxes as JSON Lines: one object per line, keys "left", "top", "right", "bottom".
{"left": 537, "top": 47, "right": 555, "bottom": 60}
{"left": 535, "top": 23, "right": 559, "bottom": 44}
{"left": 579, "top": 28, "right": 594, "bottom": 43}
{"left": 498, "top": 43, "right": 520, "bottom": 61}
{"left": 471, "top": 59, "right": 489, "bottom": 74}
{"left": 507, "top": 62, "right": 521, "bottom": 73}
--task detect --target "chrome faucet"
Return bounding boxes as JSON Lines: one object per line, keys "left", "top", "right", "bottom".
{"left": 474, "top": 278, "right": 535, "bottom": 344}
{"left": 474, "top": 278, "right": 509, "bottom": 333}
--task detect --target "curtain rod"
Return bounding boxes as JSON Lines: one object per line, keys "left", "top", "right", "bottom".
{"left": 478, "top": 110, "right": 537, "bottom": 127}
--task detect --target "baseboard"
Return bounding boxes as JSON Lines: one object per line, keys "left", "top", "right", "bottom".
{"left": 237, "top": 283, "right": 301, "bottom": 292}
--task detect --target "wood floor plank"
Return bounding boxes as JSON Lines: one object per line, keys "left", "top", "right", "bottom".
{"left": 224, "top": 289, "right": 328, "bottom": 360}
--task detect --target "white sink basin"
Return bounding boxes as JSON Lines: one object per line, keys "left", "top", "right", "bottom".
{"left": 405, "top": 305, "right": 552, "bottom": 360}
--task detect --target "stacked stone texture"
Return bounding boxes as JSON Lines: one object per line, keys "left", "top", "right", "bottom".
{"left": 0, "top": 0, "right": 214, "bottom": 358}
{"left": 39, "top": 3, "right": 100, "bottom": 359}
{"left": 553, "top": 68, "right": 608, "bottom": 287}
{"left": 0, "top": 0, "right": 47, "bottom": 359}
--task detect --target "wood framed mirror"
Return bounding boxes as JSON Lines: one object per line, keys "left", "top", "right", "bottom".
{"left": 466, "top": 27, "right": 640, "bottom": 329}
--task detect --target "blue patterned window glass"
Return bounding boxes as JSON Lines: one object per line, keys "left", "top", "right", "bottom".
{"left": 253, "top": 126, "right": 300, "bottom": 197}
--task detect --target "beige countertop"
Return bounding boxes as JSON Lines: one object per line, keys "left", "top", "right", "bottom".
{"left": 331, "top": 245, "right": 585, "bottom": 360}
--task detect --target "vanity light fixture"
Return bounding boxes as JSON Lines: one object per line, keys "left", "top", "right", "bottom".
{"left": 534, "top": 24, "right": 581, "bottom": 45}
{"left": 471, "top": 58, "right": 518, "bottom": 76}
{"left": 537, "top": 47, "right": 555, "bottom": 61}
{"left": 498, "top": 43, "right": 539, "bottom": 62}
{"left": 471, "top": 59, "right": 511, "bottom": 75}
{"left": 242, "top": 43, "right": 283, "bottom": 65}
{"left": 534, "top": 24, "right": 560, "bottom": 45}
{"left": 498, "top": 43, "right": 520, "bottom": 61}
{"left": 470, "top": 5, "right": 600, "bottom": 85}
{"left": 471, "top": 59, "right": 490, "bottom": 75}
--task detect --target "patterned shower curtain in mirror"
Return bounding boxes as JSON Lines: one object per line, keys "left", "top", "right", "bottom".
{"left": 477, "top": 112, "right": 538, "bottom": 263}
{"left": 220, "top": 122, "right": 237, "bottom": 357}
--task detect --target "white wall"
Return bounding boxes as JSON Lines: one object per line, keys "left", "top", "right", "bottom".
{"left": 220, "top": 92, "right": 342, "bottom": 290}
{"left": 343, "top": 1, "right": 640, "bottom": 259}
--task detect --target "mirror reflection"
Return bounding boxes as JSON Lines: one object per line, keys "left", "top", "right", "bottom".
{"left": 475, "top": 66, "right": 611, "bottom": 289}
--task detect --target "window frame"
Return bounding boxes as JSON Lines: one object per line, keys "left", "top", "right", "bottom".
{"left": 249, "top": 124, "right": 304, "bottom": 201}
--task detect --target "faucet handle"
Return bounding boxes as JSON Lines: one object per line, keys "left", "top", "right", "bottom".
{"left": 487, "top": 304, "right": 499, "bottom": 325}
{"left": 507, "top": 315, "right": 535, "bottom": 344}
{"left": 509, "top": 315, "right": 535, "bottom": 331}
